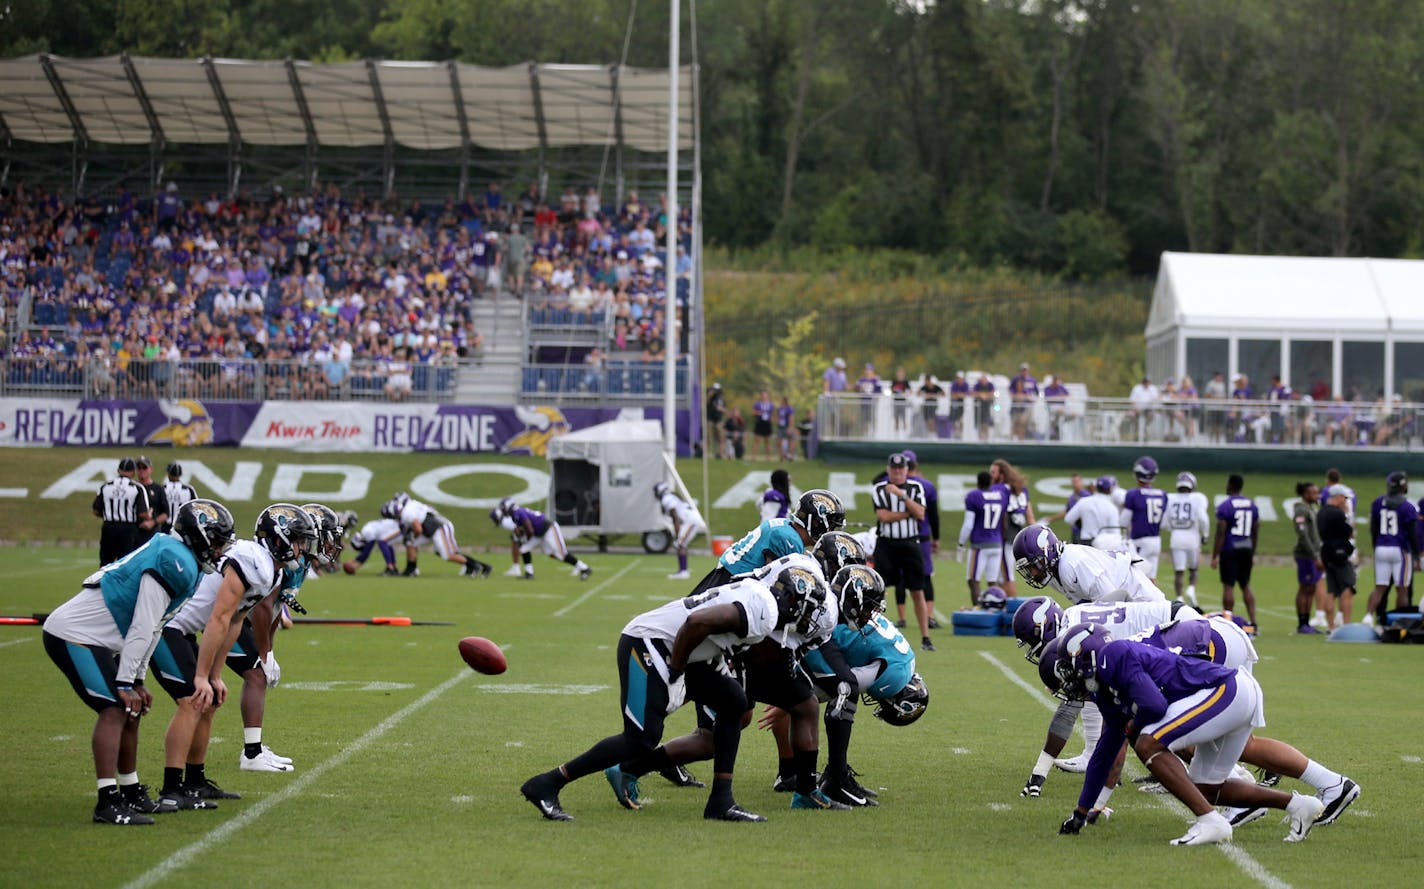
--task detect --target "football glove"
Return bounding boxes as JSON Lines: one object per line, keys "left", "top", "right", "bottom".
{"left": 665, "top": 670, "right": 686, "bottom": 714}
{"left": 1060, "top": 810, "right": 1087, "bottom": 835}
{"left": 829, "top": 681, "right": 854, "bottom": 719}
{"left": 262, "top": 652, "right": 281, "bottom": 687}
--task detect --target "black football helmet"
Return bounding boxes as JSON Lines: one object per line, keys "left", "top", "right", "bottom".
{"left": 255, "top": 503, "right": 317, "bottom": 570}
{"left": 1388, "top": 471, "right": 1408, "bottom": 496}
{"left": 872, "top": 673, "right": 929, "bottom": 726}
{"left": 300, "top": 503, "right": 345, "bottom": 567}
{"left": 172, "top": 498, "right": 236, "bottom": 574}
{"left": 653, "top": 481, "right": 671, "bottom": 501}
{"left": 792, "top": 489, "right": 846, "bottom": 541}
{"left": 812, "top": 530, "right": 867, "bottom": 579}
{"left": 831, "top": 564, "right": 885, "bottom": 631}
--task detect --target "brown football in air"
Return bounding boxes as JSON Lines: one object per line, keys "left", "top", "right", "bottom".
{"left": 458, "top": 636, "right": 507, "bottom": 675}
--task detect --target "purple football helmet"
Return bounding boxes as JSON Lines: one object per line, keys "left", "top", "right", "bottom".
{"left": 979, "top": 585, "right": 1007, "bottom": 612}
{"left": 1053, "top": 622, "right": 1112, "bottom": 701}
{"left": 1095, "top": 475, "right": 1116, "bottom": 494}
{"left": 1012, "top": 525, "right": 1063, "bottom": 589}
{"left": 1012, "top": 595, "right": 1065, "bottom": 663}
{"left": 1038, "top": 636, "right": 1066, "bottom": 698}
{"left": 1133, "top": 456, "right": 1159, "bottom": 483}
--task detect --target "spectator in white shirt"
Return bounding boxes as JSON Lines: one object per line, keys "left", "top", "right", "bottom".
{"left": 1127, "top": 376, "right": 1160, "bottom": 440}
{"left": 212, "top": 287, "right": 237, "bottom": 318}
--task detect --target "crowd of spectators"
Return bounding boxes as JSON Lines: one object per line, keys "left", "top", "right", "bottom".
{"left": 0, "top": 177, "right": 694, "bottom": 400}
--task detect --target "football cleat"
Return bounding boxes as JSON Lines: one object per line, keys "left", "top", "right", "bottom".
{"left": 261, "top": 745, "right": 293, "bottom": 765}
{"left": 1257, "top": 769, "right": 1283, "bottom": 787}
{"left": 1137, "top": 780, "right": 1168, "bottom": 794}
{"left": 920, "top": 637, "right": 936, "bottom": 652}
{"left": 1296, "top": 625, "right": 1321, "bottom": 635}
{"left": 1086, "top": 806, "right": 1112, "bottom": 824}
{"left": 504, "top": 564, "right": 524, "bottom": 577}
{"left": 894, "top": 619, "right": 907, "bottom": 629}
{"left": 1317, "top": 778, "right": 1360, "bottom": 826}
{"left": 603, "top": 765, "right": 642, "bottom": 811}
{"left": 479, "top": 562, "right": 492, "bottom": 578}
{"left": 1284, "top": 792, "right": 1325, "bottom": 842}
{"left": 790, "top": 789, "right": 851, "bottom": 811}
{"left": 94, "top": 798, "right": 155, "bottom": 825}
{"left": 158, "top": 788, "right": 218, "bottom": 811}
{"left": 402, "top": 565, "right": 420, "bottom": 577}
{"left": 241, "top": 748, "right": 295, "bottom": 772}
{"left": 1170, "top": 811, "right": 1233, "bottom": 845}
{"left": 820, "top": 776, "right": 876, "bottom": 808}
{"left": 579, "top": 566, "right": 593, "bottom": 580}
{"left": 186, "top": 777, "right": 240, "bottom": 800}
{"left": 843, "top": 766, "right": 878, "bottom": 799}
{"left": 120, "top": 784, "right": 162, "bottom": 814}
{"left": 521, "top": 775, "right": 573, "bottom": 821}
{"left": 660, "top": 764, "right": 705, "bottom": 788}
{"left": 667, "top": 570, "right": 691, "bottom": 580}
{"left": 772, "top": 774, "right": 796, "bottom": 793}
{"left": 382, "top": 567, "right": 400, "bottom": 577}
{"left": 704, "top": 802, "right": 767, "bottom": 822}
{"left": 927, "top": 617, "right": 941, "bottom": 629}
{"left": 1054, "top": 754, "right": 1089, "bottom": 773}
{"left": 1225, "top": 806, "right": 1269, "bottom": 827}
{"left": 1021, "top": 774, "right": 1045, "bottom": 798}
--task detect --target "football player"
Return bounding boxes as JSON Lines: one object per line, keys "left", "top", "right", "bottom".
{"left": 385, "top": 492, "right": 493, "bottom": 579}
{"left": 1120, "top": 456, "right": 1167, "bottom": 581}
{"left": 654, "top": 481, "right": 707, "bottom": 580}
{"left": 490, "top": 497, "right": 591, "bottom": 580}
{"left": 958, "top": 471, "right": 1008, "bottom": 609}
{"left": 342, "top": 514, "right": 402, "bottom": 576}
{"left": 1012, "top": 524, "right": 1167, "bottom": 606}
{"left": 520, "top": 564, "right": 825, "bottom": 822}
{"left": 758, "top": 469, "right": 792, "bottom": 521}
{"left": 154, "top": 504, "right": 315, "bottom": 809}
{"left": 1164, "top": 471, "right": 1210, "bottom": 606}
{"left": 1364, "top": 471, "right": 1418, "bottom": 627}
{"left": 691, "top": 489, "right": 844, "bottom": 594}
{"left": 42, "top": 499, "right": 235, "bottom": 824}
{"left": 1050, "top": 625, "right": 1356, "bottom": 845}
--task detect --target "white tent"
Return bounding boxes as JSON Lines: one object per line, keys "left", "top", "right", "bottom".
{"left": 546, "top": 419, "right": 676, "bottom": 543}
{"left": 1146, "top": 252, "right": 1424, "bottom": 401}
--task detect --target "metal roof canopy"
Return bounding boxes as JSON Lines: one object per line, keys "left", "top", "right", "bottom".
{"left": 0, "top": 54, "right": 695, "bottom": 196}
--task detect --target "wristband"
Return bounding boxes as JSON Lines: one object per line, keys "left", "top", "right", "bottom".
{"left": 115, "top": 684, "right": 133, "bottom": 691}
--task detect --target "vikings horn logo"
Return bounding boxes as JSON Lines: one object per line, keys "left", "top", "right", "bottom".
{"left": 502, "top": 406, "right": 571, "bottom": 457}
{"left": 146, "top": 399, "right": 215, "bottom": 447}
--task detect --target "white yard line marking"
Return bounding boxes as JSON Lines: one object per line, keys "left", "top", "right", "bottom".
{"left": 121, "top": 669, "right": 472, "bottom": 889}
{"left": 978, "top": 651, "right": 1292, "bottom": 889}
{"left": 0, "top": 636, "right": 35, "bottom": 649}
{"left": 552, "top": 559, "right": 642, "bottom": 618}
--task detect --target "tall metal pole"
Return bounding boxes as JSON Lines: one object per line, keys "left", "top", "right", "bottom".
{"left": 664, "top": 0, "right": 680, "bottom": 457}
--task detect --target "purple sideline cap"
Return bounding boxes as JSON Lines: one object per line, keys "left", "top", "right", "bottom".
{"left": 901, "top": 449, "right": 918, "bottom": 465}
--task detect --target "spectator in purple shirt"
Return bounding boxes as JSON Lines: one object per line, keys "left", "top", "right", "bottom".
{"left": 775, "top": 396, "right": 795, "bottom": 461}
{"left": 1211, "top": 474, "right": 1260, "bottom": 627}
{"left": 972, "top": 373, "right": 996, "bottom": 442}
{"left": 1009, "top": 362, "right": 1039, "bottom": 440}
{"left": 948, "top": 371, "right": 970, "bottom": 439}
{"left": 751, "top": 390, "right": 775, "bottom": 460}
{"left": 1044, "top": 373, "right": 1071, "bottom": 440}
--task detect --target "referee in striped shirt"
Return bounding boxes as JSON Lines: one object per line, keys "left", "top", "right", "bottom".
{"left": 91, "top": 457, "right": 151, "bottom": 566}
{"left": 873, "top": 452, "right": 934, "bottom": 651}
{"left": 162, "top": 462, "right": 197, "bottom": 534}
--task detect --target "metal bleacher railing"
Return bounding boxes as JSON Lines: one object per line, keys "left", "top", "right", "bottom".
{"left": 817, "top": 391, "right": 1424, "bottom": 451}
{"left": 1, "top": 354, "right": 458, "bottom": 402}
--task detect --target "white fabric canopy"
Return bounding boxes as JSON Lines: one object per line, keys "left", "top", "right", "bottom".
{"left": 0, "top": 55, "right": 695, "bottom": 152}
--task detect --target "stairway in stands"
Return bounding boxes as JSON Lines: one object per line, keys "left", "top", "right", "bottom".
{"left": 453, "top": 294, "right": 524, "bottom": 406}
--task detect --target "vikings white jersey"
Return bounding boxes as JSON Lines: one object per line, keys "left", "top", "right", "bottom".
{"left": 621, "top": 578, "right": 782, "bottom": 664}
{"left": 1164, "top": 491, "right": 1211, "bottom": 549}
{"left": 1049, "top": 544, "right": 1167, "bottom": 605}
{"left": 1063, "top": 600, "right": 1201, "bottom": 640}
{"left": 352, "top": 518, "right": 403, "bottom": 550}
{"left": 658, "top": 491, "right": 701, "bottom": 526}
{"left": 168, "top": 539, "right": 279, "bottom": 634}
{"left": 398, "top": 497, "right": 439, "bottom": 531}
{"left": 1064, "top": 493, "right": 1125, "bottom": 549}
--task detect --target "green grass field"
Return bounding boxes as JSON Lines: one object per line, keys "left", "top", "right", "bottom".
{"left": 3, "top": 546, "right": 1421, "bottom": 889}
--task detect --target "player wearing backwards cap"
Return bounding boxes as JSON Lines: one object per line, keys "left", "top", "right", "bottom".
{"left": 1165, "top": 471, "right": 1210, "bottom": 607}
{"left": 1364, "top": 471, "right": 1418, "bottom": 628}
{"left": 1120, "top": 456, "right": 1166, "bottom": 582}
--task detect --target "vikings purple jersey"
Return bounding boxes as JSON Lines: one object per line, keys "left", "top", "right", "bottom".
{"left": 1370, "top": 495, "right": 1418, "bottom": 550}
{"left": 1215, "top": 497, "right": 1258, "bottom": 551}
{"left": 1140, "top": 619, "right": 1219, "bottom": 662}
{"left": 508, "top": 506, "right": 552, "bottom": 537}
{"left": 1122, "top": 487, "right": 1166, "bottom": 539}
{"left": 759, "top": 488, "right": 791, "bottom": 519}
{"left": 962, "top": 487, "right": 1007, "bottom": 546}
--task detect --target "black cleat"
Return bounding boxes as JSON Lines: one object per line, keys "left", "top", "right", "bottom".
{"left": 1021, "top": 774, "right": 1046, "bottom": 798}
{"left": 94, "top": 799, "right": 154, "bottom": 825}
{"left": 402, "top": 564, "right": 420, "bottom": 577}
{"left": 660, "top": 764, "right": 705, "bottom": 788}
{"left": 382, "top": 567, "right": 400, "bottom": 576}
{"left": 479, "top": 562, "right": 492, "bottom": 578}
{"left": 521, "top": 775, "right": 574, "bottom": 821}
{"left": 121, "top": 783, "right": 162, "bottom": 814}
{"left": 158, "top": 788, "right": 217, "bottom": 811}
{"left": 921, "top": 636, "right": 936, "bottom": 652}
{"left": 927, "top": 618, "right": 942, "bottom": 629}
{"left": 705, "top": 802, "right": 767, "bottom": 822}
{"left": 1258, "top": 769, "right": 1283, "bottom": 787}
{"left": 772, "top": 774, "right": 797, "bottom": 793}
{"left": 820, "top": 778, "right": 876, "bottom": 807}
{"left": 844, "top": 766, "right": 878, "bottom": 799}
{"left": 186, "top": 777, "right": 241, "bottom": 800}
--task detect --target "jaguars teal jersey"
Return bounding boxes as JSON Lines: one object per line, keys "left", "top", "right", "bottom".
{"left": 82, "top": 535, "right": 202, "bottom": 634}
{"left": 802, "top": 613, "right": 916, "bottom": 700}
{"left": 718, "top": 518, "right": 805, "bottom": 575}
{"left": 281, "top": 562, "right": 308, "bottom": 595}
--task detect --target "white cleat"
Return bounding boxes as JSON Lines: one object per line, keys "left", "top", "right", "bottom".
{"left": 1053, "top": 754, "right": 1089, "bottom": 773}
{"left": 667, "top": 571, "right": 691, "bottom": 580}
{"left": 504, "top": 565, "right": 524, "bottom": 577}
{"left": 1171, "top": 811, "right": 1233, "bottom": 846}
{"left": 240, "top": 748, "right": 296, "bottom": 772}
{"left": 1284, "top": 792, "right": 1326, "bottom": 842}
{"left": 260, "top": 744, "right": 293, "bottom": 765}
{"left": 1317, "top": 778, "right": 1359, "bottom": 825}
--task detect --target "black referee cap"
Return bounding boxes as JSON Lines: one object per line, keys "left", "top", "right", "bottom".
{"left": 118, "top": 457, "right": 137, "bottom": 472}
{"left": 888, "top": 452, "right": 909, "bottom": 468}
{"left": 167, "top": 462, "right": 183, "bottom": 478}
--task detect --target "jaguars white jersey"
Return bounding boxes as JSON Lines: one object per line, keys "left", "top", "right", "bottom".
{"left": 1049, "top": 544, "right": 1167, "bottom": 605}
{"left": 1064, "top": 493, "right": 1125, "bottom": 548}
{"left": 168, "top": 539, "right": 279, "bottom": 634}
{"left": 621, "top": 578, "right": 781, "bottom": 665}
{"left": 1164, "top": 491, "right": 1211, "bottom": 549}
{"left": 743, "top": 552, "right": 835, "bottom": 649}
{"left": 1064, "top": 600, "right": 1201, "bottom": 640}
{"left": 749, "top": 551, "right": 825, "bottom": 584}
